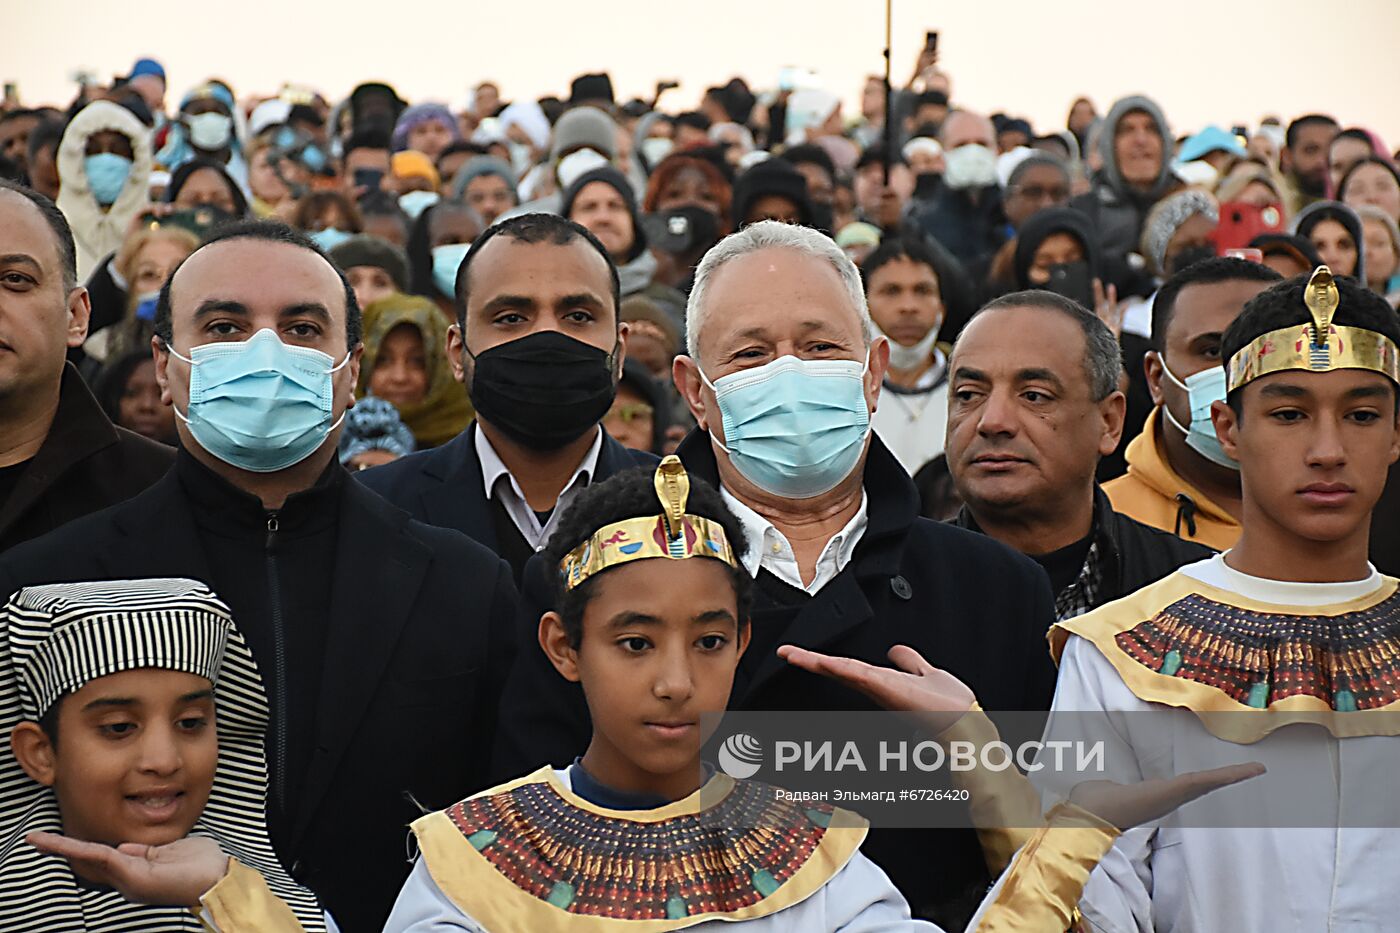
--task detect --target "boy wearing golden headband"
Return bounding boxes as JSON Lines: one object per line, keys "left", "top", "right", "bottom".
{"left": 380, "top": 457, "right": 1247, "bottom": 931}
{"left": 1047, "top": 267, "right": 1400, "bottom": 929}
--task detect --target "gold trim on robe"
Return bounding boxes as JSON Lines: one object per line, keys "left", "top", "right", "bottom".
{"left": 1051, "top": 570, "right": 1400, "bottom": 744}
{"left": 198, "top": 859, "right": 310, "bottom": 932}
{"left": 411, "top": 766, "right": 868, "bottom": 931}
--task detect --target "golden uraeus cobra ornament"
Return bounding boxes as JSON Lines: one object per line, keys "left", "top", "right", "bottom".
{"left": 1226, "top": 265, "right": 1400, "bottom": 391}
{"left": 560, "top": 455, "right": 737, "bottom": 590}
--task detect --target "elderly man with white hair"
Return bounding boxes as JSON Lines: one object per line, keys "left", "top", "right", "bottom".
{"left": 495, "top": 221, "right": 1059, "bottom": 928}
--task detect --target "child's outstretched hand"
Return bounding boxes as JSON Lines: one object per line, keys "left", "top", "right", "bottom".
{"left": 1068, "top": 761, "right": 1266, "bottom": 831}
{"left": 27, "top": 831, "right": 229, "bottom": 907}
{"left": 777, "top": 643, "right": 976, "bottom": 734}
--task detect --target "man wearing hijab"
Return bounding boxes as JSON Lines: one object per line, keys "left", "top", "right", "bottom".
{"left": 0, "top": 219, "right": 518, "bottom": 932}
{"left": 0, "top": 181, "right": 172, "bottom": 554}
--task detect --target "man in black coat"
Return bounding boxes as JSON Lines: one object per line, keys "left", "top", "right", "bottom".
{"left": 946, "top": 289, "right": 1212, "bottom": 619}
{"left": 495, "top": 221, "right": 1058, "bottom": 928}
{"left": 360, "top": 213, "right": 653, "bottom": 579}
{"left": 0, "top": 180, "right": 172, "bottom": 553}
{"left": 0, "top": 221, "right": 517, "bottom": 933}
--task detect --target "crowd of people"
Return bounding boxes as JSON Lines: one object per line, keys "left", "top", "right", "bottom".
{"left": 1, "top": 47, "right": 1399, "bottom": 932}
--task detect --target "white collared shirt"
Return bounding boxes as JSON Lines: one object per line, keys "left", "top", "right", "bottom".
{"left": 720, "top": 485, "right": 868, "bottom": 595}
{"left": 475, "top": 424, "right": 604, "bottom": 551}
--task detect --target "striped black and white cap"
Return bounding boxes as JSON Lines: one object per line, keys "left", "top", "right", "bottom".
{"left": 0, "top": 578, "right": 327, "bottom": 931}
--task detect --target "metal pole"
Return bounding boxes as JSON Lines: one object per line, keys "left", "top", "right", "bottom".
{"left": 883, "top": 0, "right": 894, "bottom": 186}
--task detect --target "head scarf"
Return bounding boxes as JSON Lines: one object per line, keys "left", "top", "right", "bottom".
{"left": 338, "top": 395, "right": 417, "bottom": 464}
{"left": 357, "top": 293, "right": 473, "bottom": 448}
{"left": 1293, "top": 199, "right": 1367, "bottom": 282}
{"left": 55, "top": 101, "right": 154, "bottom": 281}
{"left": 1012, "top": 208, "right": 1102, "bottom": 289}
{"left": 1140, "top": 189, "right": 1219, "bottom": 277}
{"left": 0, "top": 578, "right": 326, "bottom": 931}
{"left": 390, "top": 103, "right": 460, "bottom": 153}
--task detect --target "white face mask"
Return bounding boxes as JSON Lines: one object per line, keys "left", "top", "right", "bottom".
{"left": 876, "top": 323, "right": 941, "bottom": 372}
{"left": 639, "top": 137, "right": 674, "bottom": 168}
{"left": 187, "top": 112, "right": 233, "bottom": 151}
{"left": 556, "top": 148, "right": 609, "bottom": 189}
{"left": 942, "top": 143, "right": 997, "bottom": 190}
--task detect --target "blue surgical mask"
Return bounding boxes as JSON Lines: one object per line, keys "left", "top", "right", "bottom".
{"left": 167, "top": 328, "right": 351, "bottom": 472}
{"left": 309, "top": 227, "right": 353, "bottom": 252}
{"left": 432, "top": 242, "right": 470, "bottom": 298}
{"left": 398, "top": 189, "right": 440, "bottom": 220}
{"left": 1160, "top": 361, "right": 1238, "bottom": 471}
{"left": 700, "top": 354, "right": 871, "bottom": 499}
{"left": 133, "top": 291, "right": 160, "bottom": 322}
{"left": 85, "top": 152, "right": 132, "bottom": 206}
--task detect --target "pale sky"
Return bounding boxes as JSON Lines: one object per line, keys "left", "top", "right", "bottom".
{"left": 9, "top": 0, "right": 1400, "bottom": 145}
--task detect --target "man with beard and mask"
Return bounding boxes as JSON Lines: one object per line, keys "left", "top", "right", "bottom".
{"left": 562, "top": 165, "right": 685, "bottom": 323}
{"left": 1105, "top": 257, "right": 1281, "bottom": 549}
{"left": 0, "top": 220, "right": 518, "bottom": 932}
{"left": 864, "top": 236, "right": 954, "bottom": 474}
{"left": 947, "top": 290, "right": 1210, "bottom": 620}
{"left": 358, "top": 213, "right": 656, "bottom": 580}
{"left": 1068, "top": 95, "right": 1179, "bottom": 295}
{"left": 1280, "top": 113, "right": 1340, "bottom": 218}
{"left": 915, "top": 110, "right": 1007, "bottom": 274}
{"left": 156, "top": 84, "right": 246, "bottom": 193}
{"left": 495, "top": 220, "right": 1060, "bottom": 929}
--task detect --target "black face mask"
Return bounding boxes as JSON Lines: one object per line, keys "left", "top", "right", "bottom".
{"left": 1168, "top": 244, "right": 1217, "bottom": 277}
{"left": 467, "top": 330, "right": 618, "bottom": 451}
{"left": 914, "top": 172, "right": 942, "bottom": 199}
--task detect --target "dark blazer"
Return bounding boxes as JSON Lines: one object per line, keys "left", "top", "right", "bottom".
{"left": 494, "top": 431, "right": 1059, "bottom": 926}
{"left": 357, "top": 422, "right": 655, "bottom": 562}
{"left": 0, "top": 363, "right": 173, "bottom": 554}
{"left": 954, "top": 484, "right": 1215, "bottom": 608}
{"left": 0, "top": 467, "right": 519, "bottom": 932}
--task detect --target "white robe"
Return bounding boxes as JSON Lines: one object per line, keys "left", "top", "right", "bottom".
{"left": 1048, "top": 555, "right": 1400, "bottom": 933}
